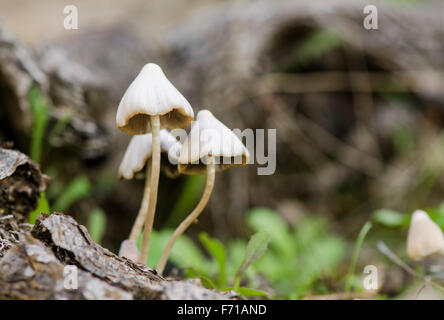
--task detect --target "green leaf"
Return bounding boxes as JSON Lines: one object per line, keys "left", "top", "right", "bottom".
{"left": 293, "top": 218, "right": 326, "bottom": 247}
{"left": 227, "top": 240, "right": 248, "bottom": 279}
{"left": 372, "top": 209, "right": 409, "bottom": 228}
{"left": 87, "top": 208, "right": 107, "bottom": 244}
{"left": 236, "top": 231, "right": 270, "bottom": 281}
{"left": 235, "top": 287, "right": 269, "bottom": 297}
{"left": 53, "top": 176, "right": 92, "bottom": 211}
{"left": 199, "top": 232, "right": 227, "bottom": 286}
{"left": 198, "top": 276, "right": 217, "bottom": 290}
{"left": 29, "top": 87, "right": 50, "bottom": 164}
{"left": 247, "top": 207, "right": 294, "bottom": 257}
{"left": 185, "top": 267, "right": 217, "bottom": 289}
{"left": 171, "top": 235, "right": 213, "bottom": 275}
{"left": 29, "top": 192, "right": 51, "bottom": 224}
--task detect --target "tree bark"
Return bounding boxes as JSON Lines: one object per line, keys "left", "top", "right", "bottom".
{"left": 0, "top": 148, "right": 233, "bottom": 300}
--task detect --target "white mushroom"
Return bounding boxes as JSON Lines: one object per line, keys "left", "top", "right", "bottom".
{"left": 407, "top": 210, "right": 444, "bottom": 261}
{"left": 156, "top": 109, "right": 249, "bottom": 274}
{"left": 116, "top": 63, "right": 194, "bottom": 264}
{"left": 116, "top": 63, "right": 194, "bottom": 134}
{"left": 178, "top": 110, "right": 249, "bottom": 174}
{"left": 118, "top": 134, "right": 153, "bottom": 181}
{"left": 118, "top": 130, "right": 181, "bottom": 180}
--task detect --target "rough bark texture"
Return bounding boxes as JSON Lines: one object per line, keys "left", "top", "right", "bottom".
{"left": 0, "top": 148, "right": 48, "bottom": 246}
{"left": 0, "top": 213, "right": 233, "bottom": 300}
{"left": 0, "top": 148, "right": 233, "bottom": 300}
{"left": 0, "top": 26, "right": 109, "bottom": 160}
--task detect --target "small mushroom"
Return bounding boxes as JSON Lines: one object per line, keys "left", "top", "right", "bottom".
{"left": 156, "top": 109, "right": 249, "bottom": 274}
{"left": 407, "top": 210, "right": 444, "bottom": 261}
{"left": 117, "top": 129, "right": 182, "bottom": 260}
{"left": 118, "top": 129, "right": 182, "bottom": 180}
{"left": 116, "top": 63, "right": 194, "bottom": 264}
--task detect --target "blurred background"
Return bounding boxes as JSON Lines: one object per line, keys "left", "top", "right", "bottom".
{"left": 1, "top": 0, "right": 444, "bottom": 299}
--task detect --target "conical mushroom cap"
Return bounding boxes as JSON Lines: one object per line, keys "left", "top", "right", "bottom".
{"left": 116, "top": 63, "right": 194, "bottom": 134}
{"left": 178, "top": 109, "right": 249, "bottom": 174}
{"left": 118, "top": 129, "right": 181, "bottom": 179}
{"left": 407, "top": 210, "right": 444, "bottom": 260}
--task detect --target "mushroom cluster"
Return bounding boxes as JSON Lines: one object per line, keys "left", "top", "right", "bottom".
{"left": 117, "top": 129, "right": 182, "bottom": 261}
{"left": 115, "top": 63, "right": 249, "bottom": 273}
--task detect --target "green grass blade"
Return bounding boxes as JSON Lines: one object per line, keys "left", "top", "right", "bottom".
{"left": 199, "top": 232, "right": 227, "bottom": 286}
{"left": 87, "top": 208, "right": 107, "bottom": 244}
{"left": 28, "top": 87, "right": 50, "bottom": 164}
{"left": 28, "top": 192, "right": 50, "bottom": 224}
{"left": 345, "top": 221, "right": 372, "bottom": 298}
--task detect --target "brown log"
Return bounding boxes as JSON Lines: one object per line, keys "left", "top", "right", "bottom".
{"left": 0, "top": 148, "right": 233, "bottom": 300}
{"left": 0, "top": 148, "right": 48, "bottom": 245}
{"left": 0, "top": 212, "right": 234, "bottom": 300}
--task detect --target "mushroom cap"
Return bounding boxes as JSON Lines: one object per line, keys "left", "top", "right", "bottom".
{"left": 178, "top": 109, "right": 249, "bottom": 174}
{"left": 118, "top": 129, "right": 181, "bottom": 179}
{"left": 407, "top": 210, "right": 444, "bottom": 261}
{"left": 116, "top": 63, "right": 194, "bottom": 134}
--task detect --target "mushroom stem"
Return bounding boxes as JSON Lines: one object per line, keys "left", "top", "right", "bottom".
{"left": 138, "top": 115, "right": 161, "bottom": 264}
{"left": 129, "top": 162, "right": 151, "bottom": 242}
{"left": 156, "top": 157, "right": 215, "bottom": 274}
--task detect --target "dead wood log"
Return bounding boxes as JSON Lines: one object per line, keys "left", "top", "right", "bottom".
{"left": 0, "top": 148, "right": 48, "bottom": 247}
{"left": 0, "top": 148, "right": 232, "bottom": 300}
{"left": 0, "top": 213, "right": 233, "bottom": 300}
